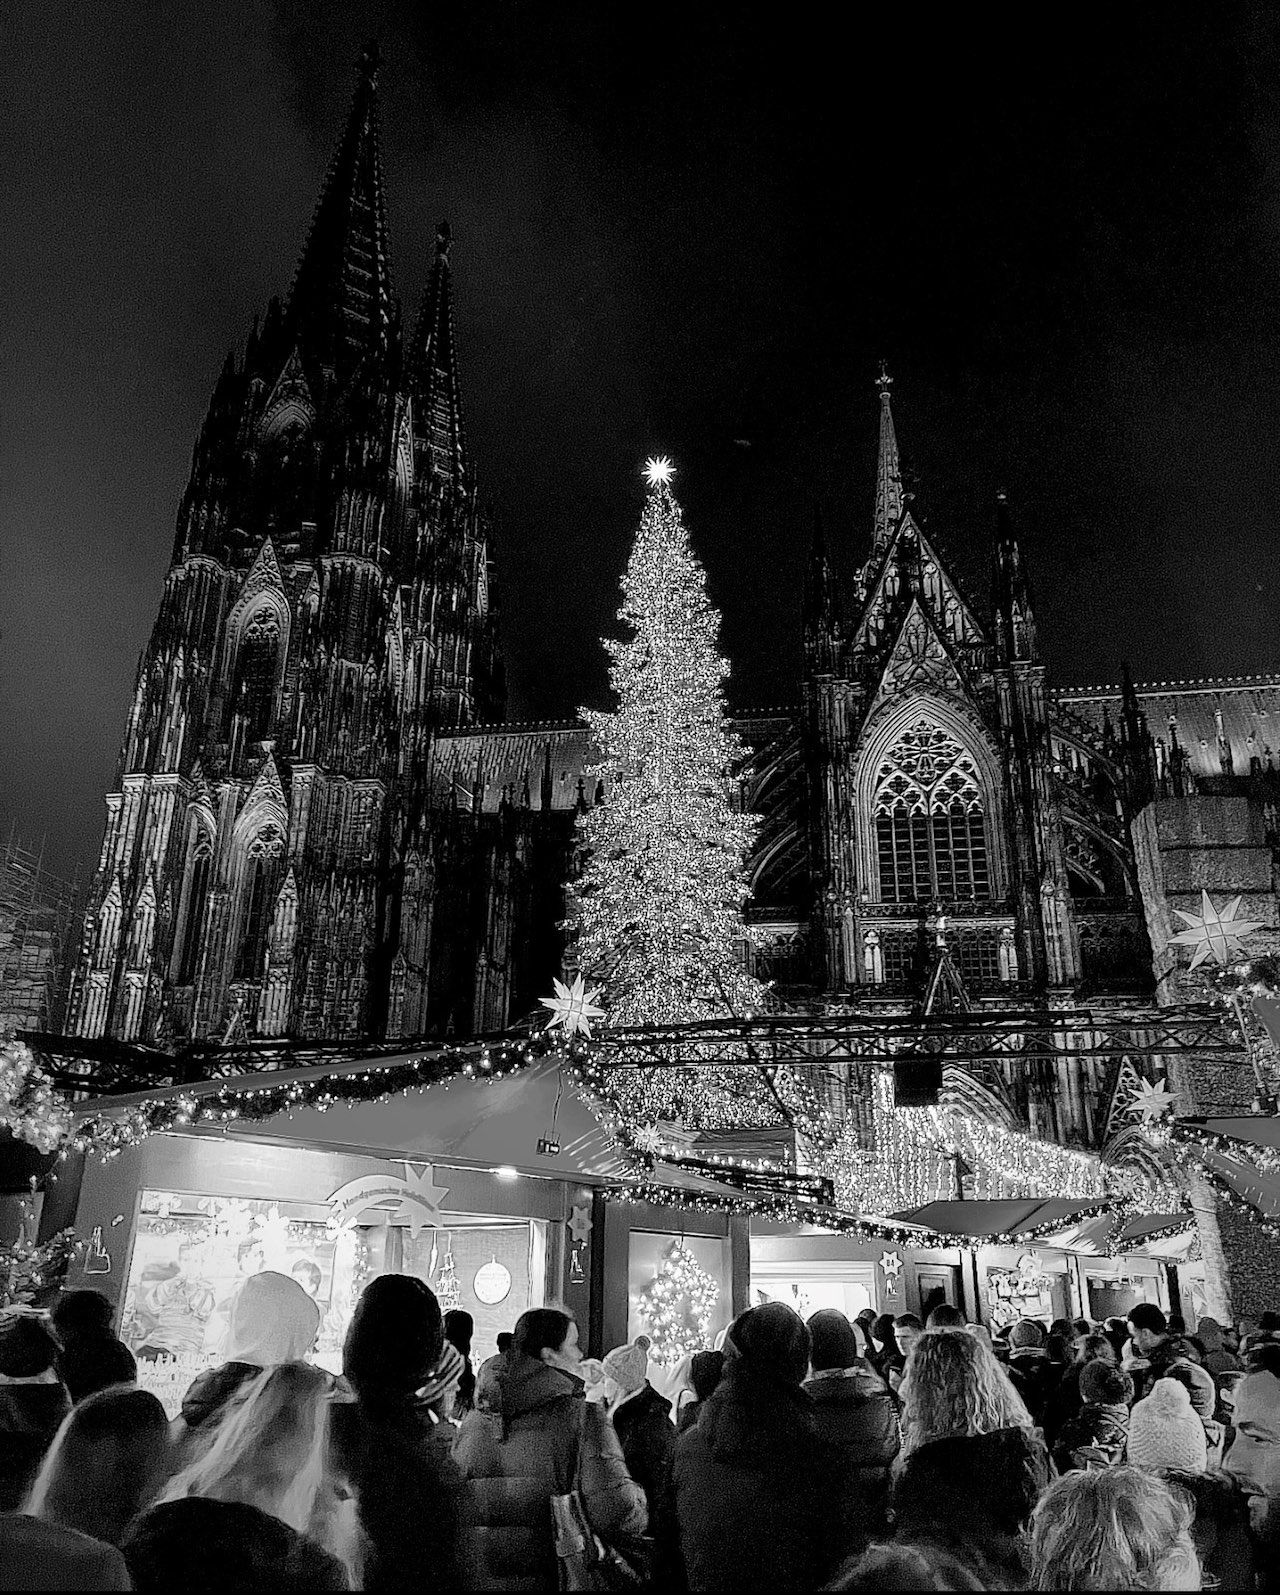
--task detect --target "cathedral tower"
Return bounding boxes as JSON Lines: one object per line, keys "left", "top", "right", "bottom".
{"left": 67, "top": 50, "right": 502, "bottom": 1044}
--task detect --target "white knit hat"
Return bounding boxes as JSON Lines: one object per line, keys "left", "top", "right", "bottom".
{"left": 602, "top": 1334, "right": 651, "bottom": 1394}
{"left": 1127, "top": 1378, "right": 1208, "bottom": 1474}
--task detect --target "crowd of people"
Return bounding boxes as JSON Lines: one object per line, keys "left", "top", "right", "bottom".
{"left": 2, "top": 1273, "right": 1280, "bottom": 1591}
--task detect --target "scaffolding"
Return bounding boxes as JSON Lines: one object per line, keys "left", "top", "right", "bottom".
{"left": 0, "top": 827, "right": 78, "bottom": 1036}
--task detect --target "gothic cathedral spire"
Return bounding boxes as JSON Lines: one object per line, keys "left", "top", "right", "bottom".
{"left": 992, "top": 491, "right": 1039, "bottom": 662}
{"left": 287, "top": 44, "right": 395, "bottom": 382}
{"left": 408, "top": 221, "right": 468, "bottom": 491}
{"left": 873, "top": 363, "right": 904, "bottom": 553}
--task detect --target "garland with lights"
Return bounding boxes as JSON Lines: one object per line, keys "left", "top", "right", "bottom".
{"left": 0, "top": 1186, "right": 83, "bottom": 1307}
{"left": 1169, "top": 1119, "right": 1280, "bottom": 1178}
{"left": 1, "top": 1036, "right": 72, "bottom": 1155}
{"left": 638, "top": 1239, "right": 720, "bottom": 1364}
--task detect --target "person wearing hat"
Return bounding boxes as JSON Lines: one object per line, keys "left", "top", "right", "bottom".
{"left": 803, "top": 1310, "right": 899, "bottom": 1543}
{"left": 1127, "top": 1377, "right": 1209, "bottom": 1474}
{"left": 1052, "top": 1358, "right": 1133, "bottom": 1472}
{"left": 1005, "top": 1318, "right": 1058, "bottom": 1427}
{"left": 0, "top": 1310, "right": 70, "bottom": 1511}
{"left": 667, "top": 1302, "right": 859, "bottom": 1592}
{"left": 598, "top": 1334, "right": 675, "bottom": 1515}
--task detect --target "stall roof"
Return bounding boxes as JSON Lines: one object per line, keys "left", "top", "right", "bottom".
{"left": 886, "top": 1198, "right": 1109, "bottom": 1240}
{"left": 1184, "top": 1116, "right": 1280, "bottom": 1151}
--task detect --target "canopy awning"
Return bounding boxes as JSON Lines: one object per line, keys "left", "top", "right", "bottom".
{"left": 1172, "top": 1115, "right": 1280, "bottom": 1223}
{"left": 886, "top": 1198, "right": 1110, "bottom": 1241}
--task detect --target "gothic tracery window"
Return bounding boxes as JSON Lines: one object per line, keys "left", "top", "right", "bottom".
{"left": 234, "top": 826, "right": 285, "bottom": 981}
{"left": 177, "top": 845, "right": 212, "bottom": 984}
{"left": 873, "top": 720, "right": 991, "bottom": 903}
{"left": 231, "top": 609, "right": 282, "bottom": 742}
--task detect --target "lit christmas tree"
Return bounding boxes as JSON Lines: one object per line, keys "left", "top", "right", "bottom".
{"left": 569, "top": 458, "right": 781, "bottom": 1129}
{"left": 638, "top": 1240, "right": 719, "bottom": 1364}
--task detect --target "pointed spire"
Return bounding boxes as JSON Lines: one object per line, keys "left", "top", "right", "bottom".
{"left": 803, "top": 504, "right": 833, "bottom": 628}
{"left": 287, "top": 43, "right": 394, "bottom": 382}
{"left": 408, "top": 221, "right": 468, "bottom": 489}
{"left": 873, "top": 364, "right": 904, "bottom": 551}
{"left": 992, "top": 491, "right": 1039, "bottom": 662}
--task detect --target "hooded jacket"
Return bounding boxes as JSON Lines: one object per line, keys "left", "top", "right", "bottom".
{"left": 123, "top": 1497, "right": 348, "bottom": 1591}
{"left": 671, "top": 1360, "right": 859, "bottom": 1592}
{"left": 177, "top": 1272, "right": 320, "bottom": 1439}
{"left": 610, "top": 1381, "right": 675, "bottom": 1513}
{"left": 453, "top": 1351, "right": 647, "bottom": 1593}
{"left": 803, "top": 1364, "right": 900, "bottom": 1503}
{"left": 0, "top": 1381, "right": 71, "bottom": 1511}
{"left": 891, "top": 1424, "right": 1053, "bottom": 1584}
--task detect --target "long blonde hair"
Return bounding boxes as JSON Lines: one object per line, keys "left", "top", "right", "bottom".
{"left": 899, "top": 1327, "right": 1033, "bottom": 1455}
{"left": 161, "top": 1361, "right": 361, "bottom": 1578}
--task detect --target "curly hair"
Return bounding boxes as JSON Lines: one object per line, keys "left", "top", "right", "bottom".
{"left": 899, "top": 1328, "right": 1033, "bottom": 1455}
{"left": 1026, "top": 1467, "right": 1198, "bottom": 1591}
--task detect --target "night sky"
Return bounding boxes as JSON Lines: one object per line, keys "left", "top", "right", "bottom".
{"left": 6, "top": 2, "right": 1280, "bottom": 882}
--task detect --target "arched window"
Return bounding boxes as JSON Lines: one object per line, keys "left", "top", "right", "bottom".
{"left": 177, "top": 846, "right": 212, "bottom": 984}
{"left": 873, "top": 720, "right": 990, "bottom": 903}
{"left": 231, "top": 609, "right": 281, "bottom": 742}
{"left": 234, "top": 827, "right": 284, "bottom": 980}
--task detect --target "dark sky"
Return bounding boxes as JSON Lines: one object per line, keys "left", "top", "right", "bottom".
{"left": 6, "top": 2, "right": 1280, "bottom": 881}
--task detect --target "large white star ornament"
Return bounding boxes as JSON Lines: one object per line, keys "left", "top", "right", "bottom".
{"left": 879, "top": 1250, "right": 904, "bottom": 1284}
{"left": 1127, "top": 1078, "right": 1177, "bottom": 1123}
{"left": 642, "top": 455, "right": 676, "bottom": 487}
{"left": 1169, "top": 891, "right": 1266, "bottom": 969}
{"left": 540, "top": 975, "right": 606, "bottom": 1038}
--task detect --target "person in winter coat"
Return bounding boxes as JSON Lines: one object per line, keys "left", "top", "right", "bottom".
{"left": 597, "top": 1334, "right": 675, "bottom": 1515}
{"left": 1005, "top": 1318, "right": 1059, "bottom": 1427}
{"left": 669, "top": 1301, "right": 860, "bottom": 1592}
{"left": 891, "top": 1326, "right": 1053, "bottom": 1586}
{"left": 803, "top": 1309, "right": 899, "bottom": 1543}
{"left": 1160, "top": 1361, "right": 1226, "bottom": 1465}
{"left": 25, "top": 1386, "right": 170, "bottom": 1546}
{"left": 676, "top": 1349, "right": 724, "bottom": 1434}
{"left": 175, "top": 1270, "right": 320, "bottom": 1442}
{"left": 1166, "top": 1467, "right": 1256, "bottom": 1592}
{"left": 329, "top": 1274, "right": 472, "bottom": 1591}
{"left": 1198, "top": 1316, "right": 1244, "bottom": 1381}
{"left": 1041, "top": 1331, "right": 1117, "bottom": 1448}
{"left": 444, "top": 1308, "right": 477, "bottom": 1419}
{"left": 1052, "top": 1359, "right": 1132, "bottom": 1471}
{"left": 0, "top": 1513, "right": 133, "bottom": 1593}
{"left": 1127, "top": 1377, "right": 1208, "bottom": 1475}
{"left": 454, "top": 1306, "right": 647, "bottom": 1592}
{"left": 123, "top": 1362, "right": 357, "bottom": 1591}
{"left": 1125, "top": 1302, "right": 1180, "bottom": 1401}
{"left": 868, "top": 1313, "right": 903, "bottom": 1384}
{"left": 49, "top": 1291, "right": 136, "bottom": 1406}
{"left": 1225, "top": 1366, "right": 1280, "bottom": 1530}
{"left": 0, "top": 1311, "right": 71, "bottom": 1511}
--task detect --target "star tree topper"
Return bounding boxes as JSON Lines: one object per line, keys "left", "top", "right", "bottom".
{"left": 540, "top": 975, "right": 606, "bottom": 1038}
{"left": 1169, "top": 891, "right": 1266, "bottom": 969}
{"left": 642, "top": 455, "right": 676, "bottom": 487}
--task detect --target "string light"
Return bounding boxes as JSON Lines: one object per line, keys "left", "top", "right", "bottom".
{"left": 0, "top": 1037, "right": 72, "bottom": 1153}
{"left": 637, "top": 1238, "right": 719, "bottom": 1364}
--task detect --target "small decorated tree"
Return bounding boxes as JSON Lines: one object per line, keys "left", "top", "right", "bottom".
{"left": 637, "top": 1240, "right": 719, "bottom": 1364}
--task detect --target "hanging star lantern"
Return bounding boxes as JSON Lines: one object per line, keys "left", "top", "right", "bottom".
{"left": 1127, "top": 1078, "right": 1177, "bottom": 1123}
{"left": 642, "top": 455, "right": 676, "bottom": 487}
{"left": 540, "top": 975, "right": 606, "bottom": 1038}
{"left": 568, "top": 1203, "right": 592, "bottom": 1246}
{"left": 879, "top": 1249, "right": 904, "bottom": 1284}
{"left": 1169, "top": 891, "right": 1265, "bottom": 969}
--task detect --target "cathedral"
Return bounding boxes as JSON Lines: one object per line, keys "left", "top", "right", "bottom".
{"left": 67, "top": 50, "right": 1280, "bottom": 1170}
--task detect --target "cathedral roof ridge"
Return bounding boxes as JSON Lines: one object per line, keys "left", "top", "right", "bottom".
{"left": 1056, "top": 672, "right": 1280, "bottom": 697}
{"left": 440, "top": 717, "right": 589, "bottom": 736}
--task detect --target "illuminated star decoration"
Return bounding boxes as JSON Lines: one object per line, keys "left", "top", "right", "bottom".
{"left": 400, "top": 1164, "right": 449, "bottom": 1239}
{"left": 1169, "top": 891, "right": 1266, "bottom": 969}
{"left": 878, "top": 1249, "right": 904, "bottom": 1284}
{"left": 568, "top": 1203, "right": 592, "bottom": 1246}
{"left": 540, "top": 975, "right": 606, "bottom": 1038}
{"left": 1127, "top": 1078, "right": 1178, "bottom": 1124}
{"left": 642, "top": 455, "right": 676, "bottom": 487}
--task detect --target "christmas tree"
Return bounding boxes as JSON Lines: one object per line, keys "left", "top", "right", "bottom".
{"left": 638, "top": 1240, "right": 719, "bottom": 1364}
{"left": 570, "top": 459, "right": 794, "bottom": 1132}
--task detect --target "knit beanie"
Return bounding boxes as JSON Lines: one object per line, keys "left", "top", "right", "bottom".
{"left": 1080, "top": 1358, "right": 1132, "bottom": 1406}
{"left": 726, "top": 1302, "right": 811, "bottom": 1388}
{"left": 1127, "top": 1379, "right": 1208, "bottom": 1474}
{"left": 602, "top": 1335, "right": 651, "bottom": 1394}
{"left": 1164, "top": 1361, "right": 1216, "bottom": 1421}
{"left": 344, "top": 1274, "right": 444, "bottom": 1394}
{"left": 0, "top": 1312, "right": 59, "bottom": 1378}
{"left": 807, "top": 1309, "right": 863, "bottom": 1373}
{"left": 1009, "top": 1318, "right": 1047, "bottom": 1351}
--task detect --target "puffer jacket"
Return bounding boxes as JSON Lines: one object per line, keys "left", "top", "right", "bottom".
{"left": 803, "top": 1364, "right": 899, "bottom": 1533}
{"left": 669, "top": 1362, "right": 859, "bottom": 1592}
{"left": 891, "top": 1424, "right": 1054, "bottom": 1585}
{"left": 610, "top": 1382, "right": 675, "bottom": 1514}
{"left": 453, "top": 1352, "right": 647, "bottom": 1593}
